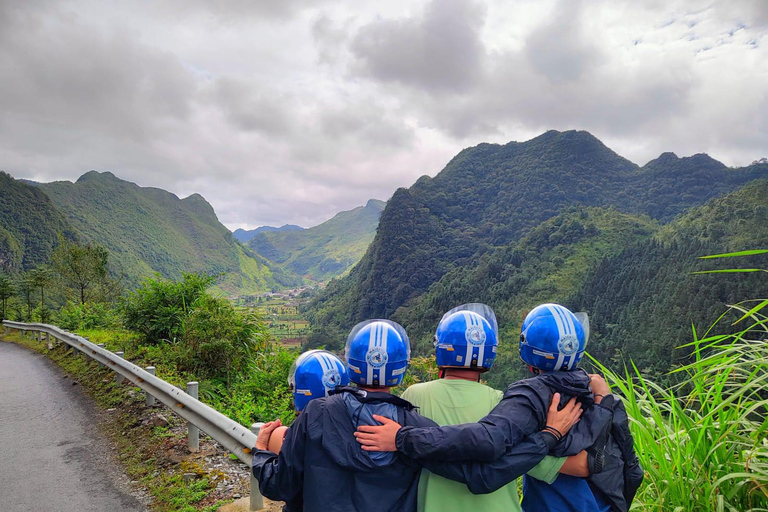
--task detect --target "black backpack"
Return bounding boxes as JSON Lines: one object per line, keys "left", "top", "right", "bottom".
{"left": 587, "top": 397, "right": 644, "bottom": 512}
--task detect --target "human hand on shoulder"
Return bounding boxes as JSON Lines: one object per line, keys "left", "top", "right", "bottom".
{"left": 588, "top": 374, "right": 610, "bottom": 404}
{"left": 354, "top": 414, "right": 402, "bottom": 452}
{"left": 255, "top": 419, "right": 282, "bottom": 451}
{"left": 543, "top": 393, "right": 582, "bottom": 441}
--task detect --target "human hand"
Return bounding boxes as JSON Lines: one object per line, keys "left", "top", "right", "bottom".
{"left": 544, "top": 393, "right": 582, "bottom": 439}
{"left": 353, "top": 414, "right": 402, "bottom": 452}
{"left": 588, "top": 374, "right": 610, "bottom": 403}
{"left": 255, "top": 419, "right": 282, "bottom": 451}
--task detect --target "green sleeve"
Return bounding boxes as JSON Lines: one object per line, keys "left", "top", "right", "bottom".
{"left": 526, "top": 455, "right": 566, "bottom": 484}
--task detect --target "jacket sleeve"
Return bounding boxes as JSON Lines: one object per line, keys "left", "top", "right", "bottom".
{"left": 251, "top": 410, "right": 311, "bottom": 503}
{"left": 418, "top": 432, "right": 558, "bottom": 494}
{"left": 395, "top": 394, "right": 541, "bottom": 462}
{"left": 551, "top": 396, "right": 614, "bottom": 457}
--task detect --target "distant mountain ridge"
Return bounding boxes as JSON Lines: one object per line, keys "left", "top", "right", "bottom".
{"left": 247, "top": 199, "right": 385, "bottom": 282}
{"left": 233, "top": 224, "right": 304, "bottom": 243}
{"left": 307, "top": 130, "right": 768, "bottom": 345}
{"left": 36, "top": 171, "right": 301, "bottom": 294}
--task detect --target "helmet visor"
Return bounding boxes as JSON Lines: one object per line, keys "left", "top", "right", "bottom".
{"left": 573, "top": 312, "right": 590, "bottom": 346}
{"left": 440, "top": 303, "right": 499, "bottom": 337}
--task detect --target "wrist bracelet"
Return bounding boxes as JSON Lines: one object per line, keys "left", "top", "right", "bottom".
{"left": 542, "top": 425, "right": 563, "bottom": 441}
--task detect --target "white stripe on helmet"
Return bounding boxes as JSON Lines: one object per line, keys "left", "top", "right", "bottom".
{"left": 367, "top": 324, "right": 376, "bottom": 384}
{"left": 474, "top": 313, "right": 486, "bottom": 366}
{"left": 546, "top": 304, "right": 567, "bottom": 339}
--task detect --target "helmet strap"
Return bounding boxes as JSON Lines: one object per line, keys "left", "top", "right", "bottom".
{"left": 529, "top": 365, "right": 541, "bottom": 376}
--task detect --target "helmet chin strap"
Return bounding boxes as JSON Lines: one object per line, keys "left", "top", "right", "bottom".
{"left": 529, "top": 365, "right": 541, "bottom": 376}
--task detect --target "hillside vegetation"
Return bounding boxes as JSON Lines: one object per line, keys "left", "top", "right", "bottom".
{"left": 307, "top": 130, "right": 768, "bottom": 381}
{"left": 37, "top": 171, "right": 299, "bottom": 294}
{"left": 248, "top": 199, "right": 385, "bottom": 282}
{"left": 0, "top": 171, "right": 77, "bottom": 271}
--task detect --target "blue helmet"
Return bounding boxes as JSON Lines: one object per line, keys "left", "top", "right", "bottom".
{"left": 519, "top": 303, "right": 590, "bottom": 372}
{"left": 435, "top": 303, "right": 498, "bottom": 371}
{"left": 288, "top": 350, "right": 349, "bottom": 412}
{"left": 345, "top": 320, "right": 410, "bottom": 387}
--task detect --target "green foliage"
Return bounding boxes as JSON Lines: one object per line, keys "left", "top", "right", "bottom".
{"left": 248, "top": 199, "right": 385, "bottom": 282}
{"left": 181, "top": 293, "right": 270, "bottom": 385}
{"left": 572, "top": 181, "right": 768, "bottom": 379}
{"left": 55, "top": 301, "right": 122, "bottom": 331}
{"left": 0, "top": 171, "right": 77, "bottom": 271}
{"left": 121, "top": 272, "right": 274, "bottom": 388}
{"left": 50, "top": 235, "right": 111, "bottom": 305}
{"left": 200, "top": 343, "right": 299, "bottom": 426}
{"left": 594, "top": 303, "right": 768, "bottom": 511}
{"left": 0, "top": 271, "right": 15, "bottom": 320}
{"left": 122, "top": 272, "right": 216, "bottom": 343}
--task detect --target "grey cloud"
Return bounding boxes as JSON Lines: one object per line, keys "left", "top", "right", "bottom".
{"left": 208, "top": 77, "right": 296, "bottom": 137}
{"left": 525, "top": 0, "right": 605, "bottom": 84}
{"left": 350, "top": 0, "right": 487, "bottom": 92}
{"left": 0, "top": 3, "right": 195, "bottom": 147}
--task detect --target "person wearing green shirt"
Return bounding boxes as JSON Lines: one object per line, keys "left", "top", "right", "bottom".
{"left": 400, "top": 304, "right": 588, "bottom": 512}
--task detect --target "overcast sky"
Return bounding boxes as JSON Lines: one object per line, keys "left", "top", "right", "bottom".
{"left": 1, "top": 0, "right": 766, "bottom": 229}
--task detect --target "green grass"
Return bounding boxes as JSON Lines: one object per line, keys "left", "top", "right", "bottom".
{"left": 592, "top": 301, "right": 768, "bottom": 511}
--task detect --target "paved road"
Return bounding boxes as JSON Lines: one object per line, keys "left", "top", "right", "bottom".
{"left": 0, "top": 341, "right": 147, "bottom": 512}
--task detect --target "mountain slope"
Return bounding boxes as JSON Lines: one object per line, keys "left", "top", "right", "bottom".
{"left": 248, "top": 199, "right": 385, "bottom": 282}
{"left": 571, "top": 179, "right": 768, "bottom": 377}
{"left": 0, "top": 171, "right": 77, "bottom": 271}
{"left": 308, "top": 130, "right": 768, "bottom": 330}
{"left": 38, "top": 171, "right": 299, "bottom": 293}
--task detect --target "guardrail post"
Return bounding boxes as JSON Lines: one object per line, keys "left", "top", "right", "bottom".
{"left": 115, "top": 351, "right": 125, "bottom": 384}
{"left": 145, "top": 367, "right": 156, "bottom": 406}
{"left": 96, "top": 344, "right": 106, "bottom": 368}
{"left": 3, "top": 326, "right": 8, "bottom": 336}
{"left": 250, "top": 422, "right": 265, "bottom": 511}
{"left": 47, "top": 333, "right": 54, "bottom": 350}
{"left": 187, "top": 382, "right": 199, "bottom": 452}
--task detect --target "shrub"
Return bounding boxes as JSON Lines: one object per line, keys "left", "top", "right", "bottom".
{"left": 121, "top": 273, "right": 216, "bottom": 343}
{"left": 56, "top": 301, "right": 121, "bottom": 331}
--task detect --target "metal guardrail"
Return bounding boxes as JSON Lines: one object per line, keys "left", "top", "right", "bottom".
{"left": 3, "top": 320, "right": 265, "bottom": 511}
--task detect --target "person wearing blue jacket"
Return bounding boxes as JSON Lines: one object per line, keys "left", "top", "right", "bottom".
{"left": 356, "top": 304, "right": 640, "bottom": 511}
{"left": 255, "top": 349, "right": 350, "bottom": 511}
{"left": 252, "top": 320, "right": 439, "bottom": 512}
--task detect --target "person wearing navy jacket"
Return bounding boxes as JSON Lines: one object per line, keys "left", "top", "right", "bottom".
{"left": 251, "top": 320, "right": 438, "bottom": 512}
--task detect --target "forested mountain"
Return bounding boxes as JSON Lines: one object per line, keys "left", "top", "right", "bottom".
{"left": 0, "top": 171, "right": 77, "bottom": 272}
{"left": 36, "top": 171, "right": 300, "bottom": 294}
{"left": 307, "top": 130, "right": 768, "bottom": 379}
{"left": 571, "top": 179, "right": 768, "bottom": 378}
{"left": 233, "top": 224, "right": 304, "bottom": 243}
{"left": 247, "top": 199, "right": 385, "bottom": 282}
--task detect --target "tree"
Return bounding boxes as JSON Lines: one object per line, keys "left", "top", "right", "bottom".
{"left": 51, "top": 236, "right": 109, "bottom": 305}
{"left": 17, "top": 274, "right": 34, "bottom": 321}
{"left": 0, "top": 272, "right": 14, "bottom": 320}
{"left": 28, "top": 265, "right": 54, "bottom": 323}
